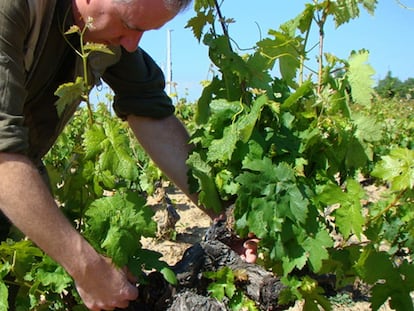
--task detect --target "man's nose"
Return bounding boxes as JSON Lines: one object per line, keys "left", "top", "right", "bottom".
{"left": 120, "top": 32, "right": 144, "bottom": 52}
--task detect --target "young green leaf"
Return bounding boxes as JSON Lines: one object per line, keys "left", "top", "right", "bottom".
{"left": 187, "top": 152, "right": 222, "bottom": 213}
{"left": 0, "top": 281, "right": 8, "bottom": 311}
{"left": 64, "top": 25, "right": 81, "bottom": 35}
{"left": 160, "top": 267, "right": 178, "bottom": 286}
{"left": 372, "top": 148, "right": 414, "bottom": 191}
{"left": 257, "top": 30, "right": 302, "bottom": 88}
{"left": 83, "top": 43, "right": 115, "bottom": 56}
{"left": 29, "top": 256, "right": 72, "bottom": 294}
{"left": 347, "top": 50, "right": 375, "bottom": 106}
{"left": 205, "top": 267, "right": 237, "bottom": 301}
{"left": 84, "top": 192, "right": 156, "bottom": 267}
{"left": 54, "top": 77, "right": 85, "bottom": 116}
{"left": 302, "top": 229, "right": 333, "bottom": 272}
{"left": 318, "top": 179, "right": 365, "bottom": 239}
{"left": 0, "top": 263, "right": 11, "bottom": 311}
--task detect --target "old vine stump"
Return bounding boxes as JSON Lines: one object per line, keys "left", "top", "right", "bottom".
{"left": 120, "top": 218, "right": 290, "bottom": 311}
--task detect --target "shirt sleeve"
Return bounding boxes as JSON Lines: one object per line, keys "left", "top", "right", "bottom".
{"left": 102, "top": 47, "right": 175, "bottom": 120}
{"left": 0, "top": 1, "right": 30, "bottom": 154}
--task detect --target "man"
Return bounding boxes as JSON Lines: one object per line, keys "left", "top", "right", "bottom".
{"left": 0, "top": 0, "right": 256, "bottom": 310}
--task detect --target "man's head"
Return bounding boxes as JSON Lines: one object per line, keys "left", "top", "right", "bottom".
{"left": 112, "top": 0, "right": 192, "bottom": 13}
{"left": 72, "top": 0, "right": 192, "bottom": 52}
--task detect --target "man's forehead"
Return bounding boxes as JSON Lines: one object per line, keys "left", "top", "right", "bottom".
{"left": 118, "top": 0, "right": 176, "bottom": 31}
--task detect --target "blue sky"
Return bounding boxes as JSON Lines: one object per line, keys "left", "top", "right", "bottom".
{"left": 135, "top": 1, "right": 413, "bottom": 102}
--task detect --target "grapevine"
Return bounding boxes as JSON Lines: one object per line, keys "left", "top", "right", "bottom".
{"left": 186, "top": 0, "right": 414, "bottom": 310}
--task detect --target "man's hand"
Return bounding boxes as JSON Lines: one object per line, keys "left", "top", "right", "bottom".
{"left": 74, "top": 256, "right": 138, "bottom": 311}
{"left": 224, "top": 232, "right": 259, "bottom": 264}
{"left": 0, "top": 153, "right": 138, "bottom": 311}
{"left": 240, "top": 234, "right": 260, "bottom": 263}
{"left": 205, "top": 215, "right": 259, "bottom": 263}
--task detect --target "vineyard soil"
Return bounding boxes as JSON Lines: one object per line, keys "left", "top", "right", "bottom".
{"left": 142, "top": 183, "right": 395, "bottom": 311}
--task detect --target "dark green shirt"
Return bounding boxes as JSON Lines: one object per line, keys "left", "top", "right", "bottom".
{"left": 0, "top": 0, "right": 174, "bottom": 163}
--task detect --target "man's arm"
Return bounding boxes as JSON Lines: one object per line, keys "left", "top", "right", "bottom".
{"left": 127, "top": 114, "right": 220, "bottom": 219}
{"left": 0, "top": 152, "right": 138, "bottom": 310}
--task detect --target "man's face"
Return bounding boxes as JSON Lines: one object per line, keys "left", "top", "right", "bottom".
{"left": 73, "top": 0, "right": 176, "bottom": 52}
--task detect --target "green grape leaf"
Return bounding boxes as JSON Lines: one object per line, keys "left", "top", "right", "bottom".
{"left": 353, "top": 113, "right": 383, "bottom": 142}
{"left": 356, "top": 249, "right": 414, "bottom": 310}
{"left": 54, "top": 76, "right": 85, "bottom": 116}
{"left": 237, "top": 159, "right": 309, "bottom": 233}
{"left": 84, "top": 192, "right": 156, "bottom": 267}
{"left": 0, "top": 262, "right": 11, "bottom": 311}
{"left": 207, "top": 125, "right": 238, "bottom": 162}
{"left": 99, "top": 169, "right": 116, "bottom": 189}
{"left": 370, "top": 284, "right": 393, "bottom": 311}
{"left": 102, "top": 122, "right": 139, "bottom": 181}
{"left": 300, "top": 274, "right": 332, "bottom": 311}
{"left": 281, "top": 3, "right": 313, "bottom": 36}
{"left": 303, "top": 229, "right": 333, "bottom": 272}
{"left": 317, "top": 183, "right": 344, "bottom": 205}
{"left": 331, "top": 0, "right": 360, "bottom": 26}
{"left": 347, "top": 50, "right": 375, "bottom": 106}
{"left": 101, "top": 228, "right": 135, "bottom": 267}
{"left": 83, "top": 122, "right": 139, "bottom": 181}
{"left": 345, "top": 136, "right": 369, "bottom": 168}
{"left": 331, "top": 0, "right": 377, "bottom": 27}
{"left": 195, "top": 78, "right": 224, "bottom": 125}
{"left": 83, "top": 123, "right": 106, "bottom": 158}
{"left": 32, "top": 257, "right": 72, "bottom": 293}
{"left": 64, "top": 25, "right": 80, "bottom": 35}
{"left": 84, "top": 43, "right": 115, "bottom": 55}
{"left": 287, "top": 185, "right": 309, "bottom": 224}
{"left": 318, "top": 180, "right": 365, "bottom": 238}
{"left": 245, "top": 52, "right": 274, "bottom": 92}
{"left": 257, "top": 30, "right": 301, "bottom": 88}
{"left": 388, "top": 287, "right": 414, "bottom": 311}
{"left": 205, "top": 267, "right": 236, "bottom": 300}
{"left": 215, "top": 169, "right": 238, "bottom": 197}
{"left": 282, "top": 80, "right": 313, "bottom": 109}
{"left": 0, "top": 281, "right": 8, "bottom": 311}
{"left": 160, "top": 267, "right": 178, "bottom": 286}
{"left": 372, "top": 148, "right": 414, "bottom": 191}
{"left": 0, "top": 262, "right": 11, "bottom": 280}
{"left": 245, "top": 206, "right": 268, "bottom": 238}
{"left": 335, "top": 181, "right": 365, "bottom": 239}
{"left": 361, "top": 0, "right": 378, "bottom": 14}
{"left": 209, "top": 99, "right": 241, "bottom": 129}
{"left": 282, "top": 250, "right": 308, "bottom": 275}
{"left": 236, "top": 95, "right": 267, "bottom": 143}
{"left": 127, "top": 248, "right": 167, "bottom": 277}
{"left": 185, "top": 10, "right": 214, "bottom": 42}
{"left": 371, "top": 264, "right": 414, "bottom": 311}
{"left": 187, "top": 152, "right": 222, "bottom": 213}
{"left": 0, "top": 240, "right": 44, "bottom": 279}
{"left": 208, "top": 283, "right": 226, "bottom": 301}
{"left": 399, "top": 262, "right": 414, "bottom": 291}
{"left": 356, "top": 249, "right": 393, "bottom": 284}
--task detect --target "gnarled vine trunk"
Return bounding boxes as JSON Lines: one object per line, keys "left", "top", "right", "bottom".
{"left": 121, "top": 219, "right": 290, "bottom": 311}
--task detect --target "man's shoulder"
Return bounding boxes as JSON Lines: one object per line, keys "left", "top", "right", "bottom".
{"left": 24, "top": 0, "right": 58, "bottom": 71}
{"left": 26, "top": 0, "right": 56, "bottom": 24}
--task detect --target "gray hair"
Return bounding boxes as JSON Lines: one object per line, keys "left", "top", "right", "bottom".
{"left": 112, "top": 0, "right": 192, "bottom": 13}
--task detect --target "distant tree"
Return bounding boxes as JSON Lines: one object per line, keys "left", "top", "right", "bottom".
{"left": 375, "top": 71, "right": 403, "bottom": 98}
{"left": 375, "top": 71, "right": 414, "bottom": 99}
{"left": 402, "top": 77, "right": 414, "bottom": 99}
